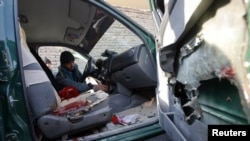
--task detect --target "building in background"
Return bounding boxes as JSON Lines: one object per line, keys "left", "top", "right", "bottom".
{"left": 107, "top": 0, "right": 150, "bottom": 10}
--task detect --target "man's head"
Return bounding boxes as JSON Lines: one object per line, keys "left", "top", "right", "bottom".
{"left": 60, "top": 51, "right": 75, "bottom": 71}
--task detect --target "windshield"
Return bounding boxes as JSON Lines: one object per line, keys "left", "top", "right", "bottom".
{"left": 89, "top": 4, "right": 154, "bottom": 61}
{"left": 89, "top": 19, "right": 143, "bottom": 60}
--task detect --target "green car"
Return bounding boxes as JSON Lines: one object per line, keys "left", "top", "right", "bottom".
{"left": 0, "top": 0, "right": 249, "bottom": 141}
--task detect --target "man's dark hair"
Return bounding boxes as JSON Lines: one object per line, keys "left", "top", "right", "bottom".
{"left": 60, "top": 51, "right": 75, "bottom": 64}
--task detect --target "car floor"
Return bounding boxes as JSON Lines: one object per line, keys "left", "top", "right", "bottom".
{"left": 73, "top": 97, "right": 158, "bottom": 140}
{"left": 101, "top": 97, "right": 157, "bottom": 131}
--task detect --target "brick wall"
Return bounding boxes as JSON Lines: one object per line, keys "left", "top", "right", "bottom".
{"left": 116, "top": 6, "right": 155, "bottom": 34}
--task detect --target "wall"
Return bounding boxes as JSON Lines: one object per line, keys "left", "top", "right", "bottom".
{"left": 116, "top": 6, "right": 155, "bottom": 34}
{"left": 107, "top": 0, "right": 150, "bottom": 10}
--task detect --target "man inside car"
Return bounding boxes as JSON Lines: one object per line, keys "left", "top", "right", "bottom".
{"left": 55, "top": 51, "right": 109, "bottom": 93}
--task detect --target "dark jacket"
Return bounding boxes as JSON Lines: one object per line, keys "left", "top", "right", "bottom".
{"left": 55, "top": 64, "right": 91, "bottom": 92}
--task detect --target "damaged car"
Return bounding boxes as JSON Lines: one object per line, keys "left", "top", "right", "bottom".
{"left": 151, "top": 0, "right": 250, "bottom": 141}
{"left": 0, "top": 0, "right": 250, "bottom": 141}
{"left": 1, "top": 0, "right": 160, "bottom": 141}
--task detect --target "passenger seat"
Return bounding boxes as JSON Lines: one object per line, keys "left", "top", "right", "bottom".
{"left": 19, "top": 24, "right": 112, "bottom": 140}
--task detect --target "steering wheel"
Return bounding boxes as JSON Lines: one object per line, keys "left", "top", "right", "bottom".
{"left": 82, "top": 57, "right": 92, "bottom": 79}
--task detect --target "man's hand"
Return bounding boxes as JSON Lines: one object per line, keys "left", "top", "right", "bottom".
{"left": 93, "top": 84, "right": 109, "bottom": 92}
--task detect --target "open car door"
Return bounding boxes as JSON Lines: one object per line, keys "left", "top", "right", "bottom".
{"left": 151, "top": 0, "right": 250, "bottom": 141}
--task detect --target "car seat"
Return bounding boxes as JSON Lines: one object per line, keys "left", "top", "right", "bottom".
{"left": 19, "top": 25, "right": 112, "bottom": 140}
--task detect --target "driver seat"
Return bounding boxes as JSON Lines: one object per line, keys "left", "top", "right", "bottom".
{"left": 19, "top": 25, "right": 112, "bottom": 140}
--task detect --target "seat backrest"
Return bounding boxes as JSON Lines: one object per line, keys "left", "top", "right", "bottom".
{"left": 20, "top": 25, "right": 61, "bottom": 119}
{"left": 29, "top": 48, "right": 63, "bottom": 92}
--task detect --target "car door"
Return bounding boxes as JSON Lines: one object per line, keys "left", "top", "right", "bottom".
{"left": 0, "top": 0, "right": 34, "bottom": 140}
{"left": 150, "top": 0, "right": 250, "bottom": 141}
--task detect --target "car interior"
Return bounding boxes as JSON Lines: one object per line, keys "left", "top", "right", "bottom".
{"left": 18, "top": 0, "right": 157, "bottom": 140}
{"left": 14, "top": 0, "right": 250, "bottom": 141}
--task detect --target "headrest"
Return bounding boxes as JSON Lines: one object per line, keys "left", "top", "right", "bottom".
{"left": 19, "top": 24, "right": 26, "bottom": 41}
{"left": 19, "top": 24, "right": 30, "bottom": 50}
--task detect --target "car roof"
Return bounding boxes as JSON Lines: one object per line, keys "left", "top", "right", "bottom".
{"left": 18, "top": 0, "right": 113, "bottom": 53}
